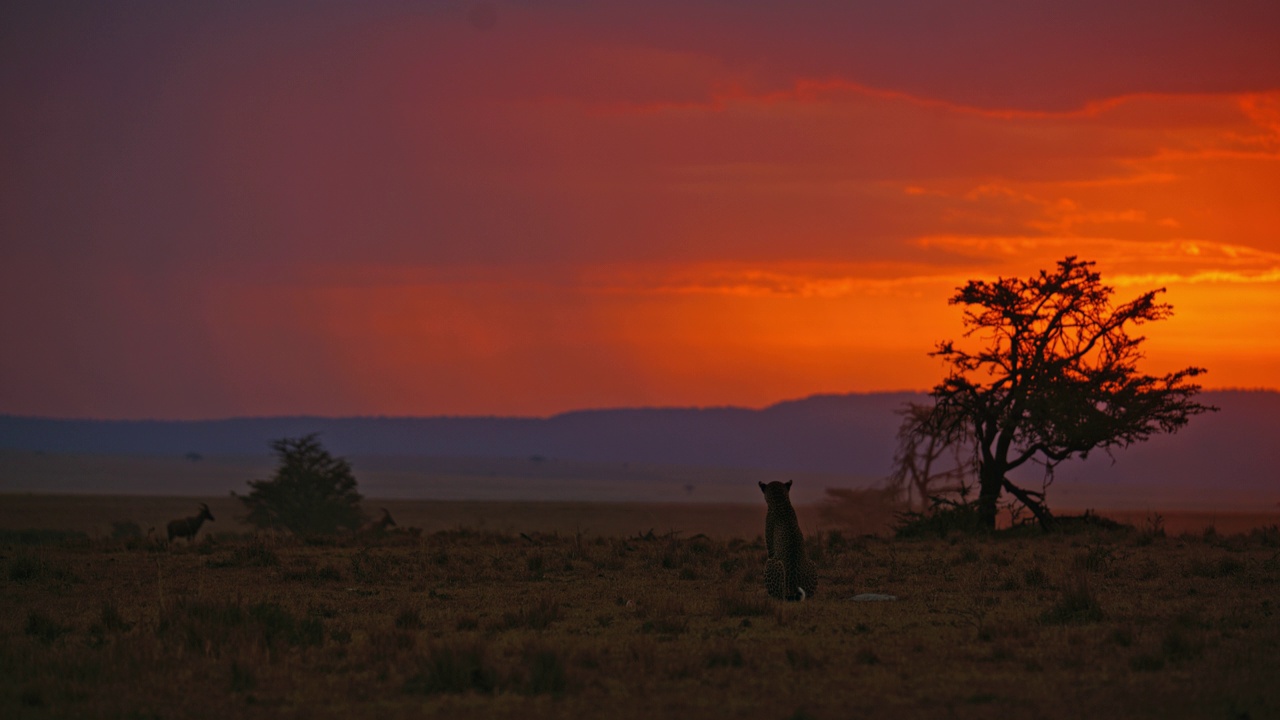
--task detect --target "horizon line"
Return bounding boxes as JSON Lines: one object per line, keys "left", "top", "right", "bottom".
{"left": 1, "top": 387, "right": 1274, "bottom": 424}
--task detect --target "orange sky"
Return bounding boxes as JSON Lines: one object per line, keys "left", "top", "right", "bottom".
{"left": 2, "top": 1, "right": 1278, "bottom": 418}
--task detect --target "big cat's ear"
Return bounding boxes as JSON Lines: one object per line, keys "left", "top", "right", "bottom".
{"left": 758, "top": 482, "right": 767, "bottom": 493}
{"left": 785, "top": 480, "right": 793, "bottom": 490}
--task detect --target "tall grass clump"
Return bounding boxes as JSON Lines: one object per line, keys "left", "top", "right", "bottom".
{"left": 9, "top": 552, "right": 76, "bottom": 583}
{"left": 520, "top": 644, "right": 569, "bottom": 696}
{"left": 350, "top": 549, "right": 394, "bottom": 584}
{"left": 0, "top": 529, "right": 91, "bottom": 546}
{"left": 1040, "top": 571, "right": 1104, "bottom": 625}
{"left": 207, "top": 538, "right": 280, "bottom": 568}
{"left": 498, "top": 597, "right": 561, "bottom": 631}
{"left": 156, "top": 599, "right": 322, "bottom": 656}
{"left": 88, "top": 600, "right": 133, "bottom": 641}
{"left": 404, "top": 641, "right": 498, "bottom": 695}
{"left": 895, "top": 503, "right": 987, "bottom": 538}
{"left": 25, "top": 611, "right": 70, "bottom": 644}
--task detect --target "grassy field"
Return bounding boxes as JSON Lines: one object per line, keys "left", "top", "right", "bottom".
{"left": 1, "top": 498, "right": 1278, "bottom": 719}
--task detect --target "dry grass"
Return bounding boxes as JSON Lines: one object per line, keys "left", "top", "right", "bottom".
{"left": 1, "top": 500, "right": 1278, "bottom": 719}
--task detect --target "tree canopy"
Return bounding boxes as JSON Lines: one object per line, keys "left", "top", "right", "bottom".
{"left": 239, "top": 434, "right": 364, "bottom": 536}
{"left": 921, "top": 256, "right": 1215, "bottom": 529}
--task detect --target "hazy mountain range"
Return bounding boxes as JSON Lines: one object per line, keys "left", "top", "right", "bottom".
{"left": 1, "top": 391, "right": 1276, "bottom": 510}
{"left": 0, "top": 392, "right": 918, "bottom": 474}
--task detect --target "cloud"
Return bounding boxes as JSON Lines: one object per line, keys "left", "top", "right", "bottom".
{"left": 3, "top": 1, "right": 1279, "bottom": 417}
{"left": 916, "top": 235, "right": 1280, "bottom": 273}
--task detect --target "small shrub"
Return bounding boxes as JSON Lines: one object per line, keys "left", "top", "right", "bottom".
{"left": 250, "top": 602, "right": 324, "bottom": 649}
{"left": 159, "top": 599, "right": 321, "bottom": 655}
{"left": 1052, "top": 511, "right": 1131, "bottom": 535}
{"left": 1040, "top": 572, "right": 1104, "bottom": 625}
{"left": 159, "top": 600, "right": 245, "bottom": 646}
{"left": 786, "top": 646, "right": 825, "bottom": 671}
{"left": 856, "top": 648, "right": 881, "bottom": 665}
{"left": 1161, "top": 628, "right": 1205, "bottom": 663}
{"left": 705, "top": 644, "right": 745, "bottom": 668}
{"left": 19, "top": 687, "right": 43, "bottom": 708}
{"left": 91, "top": 601, "right": 133, "bottom": 635}
{"left": 9, "top": 554, "right": 44, "bottom": 582}
{"left": 350, "top": 550, "right": 393, "bottom": 584}
{"left": 208, "top": 539, "right": 279, "bottom": 568}
{"left": 25, "top": 611, "right": 70, "bottom": 644}
{"left": 1130, "top": 654, "right": 1165, "bottom": 672}
{"left": 1247, "top": 524, "right": 1279, "bottom": 547}
{"left": 1189, "top": 556, "right": 1245, "bottom": 578}
{"left": 640, "top": 616, "right": 688, "bottom": 636}
{"left": 395, "top": 607, "right": 423, "bottom": 631}
{"left": 522, "top": 646, "right": 568, "bottom": 696}
{"left": 499, "top": 597, "right": 561, "bottom": 631}
{"left": 1074, "top": 544, "right": 1115, "bottom": 573}
{"left": 230, "top": 660, "right": 257, "bottom": 693}
{"left": 659, "top": 544, "right": 684, "bottom": 570}
{"left": 1109, "top": 626, "right": 1136, "bottom": 648}
{"left": 1135, "top": 512, "right": 1166, "bottom": 545}
{"left": 8, "top": 553, "right": 76, "bottom": 583}
{"left": 719, "top": 557, "right": 745, "bottom": 576}
{"left": 525, "top": 553, "right": 545, "bottom": 578}
{"left": 404, "top": 642, "right": 498, "bottom": 695}
{"left": 895, "top": 503, "right": 986, "bottom": 538}
{"left": 0, "top": 529, "right": 91, "bottom": 546}
{"left": 309, "top": 603, "right": 338, "bottom": 619}
{"left": 1022, "top": 566, "right": 1049, "bottom": 589}
{"left": 282, "top": 563, "right": 344, "bottom": 584}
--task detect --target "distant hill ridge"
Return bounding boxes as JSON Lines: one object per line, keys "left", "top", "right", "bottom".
{"left": 0, "top": 392, "right": 920, "bottom": 476}
{"left": 1, "top": 390, "right": 1277, "bottom": 493}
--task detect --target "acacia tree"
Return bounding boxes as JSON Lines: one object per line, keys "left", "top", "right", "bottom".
{"left": 239, "top": 434, "right": 364, "bottom": 535}
{"left": 922, "top": 257, "right": 1214, "bottom": 529}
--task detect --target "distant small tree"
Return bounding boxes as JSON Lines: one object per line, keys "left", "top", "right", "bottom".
{"left": 825, "top": 402, "right": 973, "bottom": 536}
{"left": 889, "top": 402, "right": 974, "bottom": 512}
{"left": 920, "top": 257, "right": 1215, "bottom": 530}
{"left": 238, "top": 434, "right": 364, "bottom": 536}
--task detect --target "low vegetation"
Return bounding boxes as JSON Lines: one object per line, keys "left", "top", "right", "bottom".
{"left": 1, "top": 511, "right": 1277, "bottom": 719}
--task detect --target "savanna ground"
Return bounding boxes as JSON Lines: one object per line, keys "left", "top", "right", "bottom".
{"left": 1, "top": 496, "right": 1278, "bottom": 719}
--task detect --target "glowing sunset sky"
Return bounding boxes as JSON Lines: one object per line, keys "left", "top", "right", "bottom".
{"left": 3, "top": 1, "right": 1278, "bottom": 419}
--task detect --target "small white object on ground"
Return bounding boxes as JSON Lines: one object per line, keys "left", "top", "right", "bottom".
{"left": 851, "top": 593, "right": 898, "bottom": 602}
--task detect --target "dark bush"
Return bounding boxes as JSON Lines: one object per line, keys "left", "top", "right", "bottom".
{"left": 895, "top": 502, "right": 987, "bottom": 539}
{"left": 1040, "top": 573, "right": 1104, "bottom": 625}
{"left": 238, "top": 434, "right": 363, "bottom": 536}
{"left": 405, "top": 642, "right": 498, "bottom": 695}
{"left": 25, "top": 611, "right": 70, "bottom": 644}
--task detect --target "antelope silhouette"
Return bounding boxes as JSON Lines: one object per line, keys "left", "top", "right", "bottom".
{"left": 167, "top": 503, "right": 214, "bottom": 543}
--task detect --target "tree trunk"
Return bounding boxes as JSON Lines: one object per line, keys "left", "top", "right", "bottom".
{"left": 976, "top": 461, "right": 1004, "bottom": 529}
